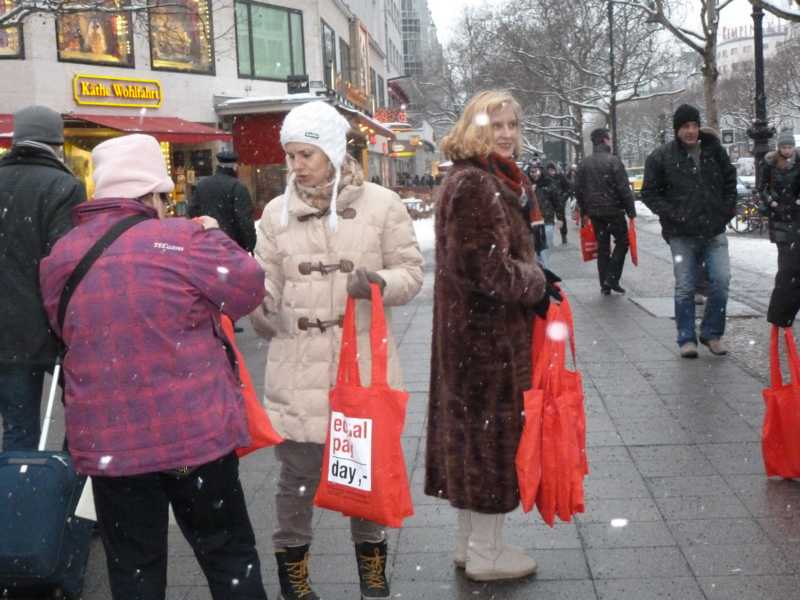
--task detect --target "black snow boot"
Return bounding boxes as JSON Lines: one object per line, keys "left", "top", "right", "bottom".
{"left": 355, "top": 540, "right": 390, "bottom": 599}
{"left": 275, "top": 545, "right": 319, "bottom": 600}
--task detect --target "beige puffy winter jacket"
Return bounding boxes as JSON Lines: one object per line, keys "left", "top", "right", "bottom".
{"left": 250, "top": 179, "right": 424, "bottom": 444}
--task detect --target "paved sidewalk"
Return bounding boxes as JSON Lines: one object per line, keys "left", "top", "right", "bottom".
{"left": 26, "top": 218, "right": 800, "bottom": 599}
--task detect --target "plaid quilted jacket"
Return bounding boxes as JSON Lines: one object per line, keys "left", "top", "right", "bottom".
{"left": 39, "top": 198, "right": 265, "bottom": 476}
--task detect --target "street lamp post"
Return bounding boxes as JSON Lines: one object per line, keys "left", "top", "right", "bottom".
{"left": 607, "top": 0, "right": 619, "bottom": 155}
{"left": 747, "top": 0, "right": 774, "bottom": 190}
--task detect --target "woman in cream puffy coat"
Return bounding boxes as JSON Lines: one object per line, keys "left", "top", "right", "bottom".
{"left": 249, "top": 101, "right": 423, "bottom": 600}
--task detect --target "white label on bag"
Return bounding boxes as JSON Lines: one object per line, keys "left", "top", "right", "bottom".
{"left": 327, "top": 412, "right": 372, "bottom": 491}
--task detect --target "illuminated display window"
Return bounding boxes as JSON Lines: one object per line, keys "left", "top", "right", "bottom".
{"left": 149, "top": 0, "right": 214, "bottom": 75}
{"left": 0, "top": 0, "right": 24, "bottom": 59}
{"left": 56, "top": 0, "right": 133, "bottom": 67}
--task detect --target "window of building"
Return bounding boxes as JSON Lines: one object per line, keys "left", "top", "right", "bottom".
{"left": 377, "top": 74, "right": 385, "bottom": 108}
{"left": 235, "top": 1, "right": 305, "bottom": 81}
{"left": 321, "top": 19, "right": 336, "bottom": 90}
{"left": 56, "top": 0, "right": 134, "bottom": 67}
{"left": 0, "top": 0, "right": 24, "bottom": 59}
{"left": 370, "top": 67, "right": 377, "bottom": 103}
{"left": 339, "top": 37, "right": 351, "bottom": 83}
{"left": 149, "top": 0, "right": 214, "bottom": 74}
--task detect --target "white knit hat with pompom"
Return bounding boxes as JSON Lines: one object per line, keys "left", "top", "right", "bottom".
{"left": 279, "top": 101, "right": 351, "bottom": 231}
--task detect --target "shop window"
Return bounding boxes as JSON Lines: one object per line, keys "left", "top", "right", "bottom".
{"left": 56, "top": 0, "right": 133, "bottom": 67}
{"left": 0, "top": 0, "right": 24, "bottom": 59}
{"left": 149, "top": 0, "right": 214, "bottom": 74}
{"left": 321, "top": 19, "right": 336, "bottom": 91}
{"left": 235, "top": 1, "right": 305, "bottom": 81}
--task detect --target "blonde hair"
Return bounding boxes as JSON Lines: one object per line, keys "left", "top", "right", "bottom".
{"left": 440, "top": 90, "right": 523, "bottom": 161}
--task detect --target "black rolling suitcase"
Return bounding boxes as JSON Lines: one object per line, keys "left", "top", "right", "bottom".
{"left": 0, "top": 363, "right": 93, "bottom": 599}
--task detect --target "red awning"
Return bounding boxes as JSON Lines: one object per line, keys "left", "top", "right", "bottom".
{"left": 0, "top": 115, "right": 12, "bottom": 148}
{"left": 66, "top": 113, "right": 231, "bottom": 144}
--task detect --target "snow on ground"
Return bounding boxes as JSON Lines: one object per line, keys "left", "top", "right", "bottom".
{"left": 413, "top": 217, "right": 435, "bottom": 253}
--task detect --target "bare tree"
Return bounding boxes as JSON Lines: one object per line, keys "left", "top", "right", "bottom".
{"left": 618, "top": 0, "right": 735, "bottom": 130}
{"left": 758, "top": 0, "right": 800, "bottom": 22}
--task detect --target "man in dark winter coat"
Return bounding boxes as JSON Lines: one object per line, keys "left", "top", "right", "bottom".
{"left": 0, "top": 105, "right": 86, "bottom": 450}
{"left": 759, "top": 128, "right": 800, "bottom": 327}
{"left": 641, "top": 104, "right": 737, "bottom": 358}
{"left": 576, "top": 128, "right": 636, "bottom": 295}
{"left": 188, "top": 150, "right": 256, "bottom": 253}
{"left": 546, "top": 161, "right": 570, "bottom": 244}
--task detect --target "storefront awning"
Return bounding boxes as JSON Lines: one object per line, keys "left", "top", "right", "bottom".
{"left": 65, "top": 113, "right": 231, "bottom": 144}
{"left": 335, "top": 105, "right": 395, "bottom": 140}
{"left": 0, "top": 115, "right": 12, "bottom": 148}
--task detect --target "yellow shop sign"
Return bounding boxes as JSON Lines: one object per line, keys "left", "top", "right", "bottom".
{"left": 73, "top": 74, "right": 162, "bottom": 108}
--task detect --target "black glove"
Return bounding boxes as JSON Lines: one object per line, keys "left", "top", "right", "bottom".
{"left": 533, "top": 269, "right": 563, "bottom": 318}
{"left": 346, "top": 268, "right": 386, "bottom": 299}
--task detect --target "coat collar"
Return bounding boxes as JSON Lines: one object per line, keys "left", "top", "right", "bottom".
{"left": 286, "top": 180, "right": 365, "bottom": 218}
{"left": 73, "top": 198, "right": 157, "bottom": 225}
{"left": 0, "top": 144, "right": 73, "bottom": 176}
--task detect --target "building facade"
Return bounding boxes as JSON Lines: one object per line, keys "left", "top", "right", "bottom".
{"left": 0, "top": 0, "right": 407, "bottom": 214}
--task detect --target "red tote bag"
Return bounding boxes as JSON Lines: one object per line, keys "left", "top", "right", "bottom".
{"left": 220, "top": 315, "right": 284, "bottom": 458}
{"left": 580, "top": 219, "right": 598, "bottom": 262}
{"left": 628, "top": 217, "right": 638, "bottom": 266}
{"left": 314, "top": 285, "right": 414, "bottom": 527}
{"left": 762, "top": 326, "right": 800, "bottom": 478}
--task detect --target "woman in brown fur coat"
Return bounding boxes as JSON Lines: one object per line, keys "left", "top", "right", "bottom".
{"left": 425, "top": 90, "right": 553, "bottom": 582}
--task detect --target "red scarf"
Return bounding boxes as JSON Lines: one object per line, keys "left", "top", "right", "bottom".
{"left": 472, "top": 153, "right": 526, "bottom": 196}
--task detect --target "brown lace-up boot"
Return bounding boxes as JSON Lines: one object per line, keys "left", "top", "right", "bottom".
{"left": 354, "top": 540, "right": 390, "bottom": 599}
{"left": 275, "top": 545, "right": 319, "bottom": 600}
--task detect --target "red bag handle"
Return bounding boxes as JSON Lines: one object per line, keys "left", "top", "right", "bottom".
{"left": 531, "top": 297, "right": 576, "bottom": 392}
{"left": 336, "top": 283, "right": 390, "bottom": 387}
{"left": 770, "top": 325, "right": 800, "bottom": 388}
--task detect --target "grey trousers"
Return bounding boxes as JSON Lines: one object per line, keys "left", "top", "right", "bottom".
{"left": 273, "top": 440, "right": 385, "bottom": 549}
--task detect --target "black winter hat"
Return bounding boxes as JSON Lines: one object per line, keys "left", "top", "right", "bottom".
{"left": 673, "top": 104, "right": 701, "bottom": 133}
{"left": 590, "top": 128, "right": 610, "bottom": 146}
{"left": 13, "top": 105, "right": 64, "bottom": 145}
{"left": 216, "top": 149, "right": 239, "bottom": 163}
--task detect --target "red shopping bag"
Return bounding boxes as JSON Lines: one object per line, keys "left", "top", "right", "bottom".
{"left": 580, "top": 219, "right": 598, "bottom": 262}
{"left": 628, "top": 217, "right": 639, "bottom": 266}
{"left": 220, "top": 315, "right": 284, "bottom": 458}
{"left": 516, "top": 315, "right": 547, "bottom": 513}
{"left": 762, "top": 326, "right": 800, "bottom": 478}
{"left": 314, "top": 285, "right": 413, "bottom": 527}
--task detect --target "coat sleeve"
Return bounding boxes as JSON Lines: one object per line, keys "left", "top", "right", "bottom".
{"left": 448, "top": 171, "right": 545, "bottom": 307}
{"left": 574, "top": 165, "right": 586, "bottom": 214}
{"left": 248, "top": 211, "right": 283, "bottom": 339}
{"left": 717, "top": 145, "right": 738, "bottom": 217}
{"left": 187, "top": 187, "right": 201, "bottom": 218}
{"left": 641, "top": 150, "right": 673, "bottom": 220}
{"left": 185, "top": 227, "right": 265, "bottom": 320}
{"left": 44, "top": 178, "right": 86, "bottom": 254}
{"left": 614, "top": 160, "right": 636, "bottom": 217}
{"left": 232, "top": 183, "right": 257, "bottom": 253}
{"left": 375, "top": 193, "right": 424, "bottom": 307}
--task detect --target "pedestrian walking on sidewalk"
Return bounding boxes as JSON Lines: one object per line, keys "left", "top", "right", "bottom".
{"left": 0, "top": 105, "right": 86, "bottom": 451}
{"left": 39, "top": 134, "right": 269, "bottom": 600}
{"left": 575, "top": 128, "right": 636, "bottom": 295}
{"left": 528, "top": 162, "right": 560, "bottom": 267}
{"left": 426, "top": 90, "right": 559, "bottom": 583}
{"left": 248, "top": 101, "right": 423, "bottom": 600}
{"left": 760, "top": 128, "right": 800, "bottom": 327}
{"left": 546, "top": 161, "right": 570, "bottom": 245}
{"left": 641, "top": 104, "right": 737, "bottom": 358}
{"left": 188, "top": 149, "right": 256, "bottom": 254}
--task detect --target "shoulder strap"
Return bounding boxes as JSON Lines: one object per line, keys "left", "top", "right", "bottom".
{"left": 57, "top": 214, "right": 151, "bottom": 332}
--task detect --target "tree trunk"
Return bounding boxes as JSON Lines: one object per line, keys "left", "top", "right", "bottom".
{"left": 574, "top": 107, "right": 585, "bottom": 161}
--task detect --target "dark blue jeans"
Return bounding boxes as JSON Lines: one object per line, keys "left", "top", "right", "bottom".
{"left": 668, "top": 234, "right": 731, "bottom": 346}
{"left": 0, "top": 365, "right": 44, "bottom": 451}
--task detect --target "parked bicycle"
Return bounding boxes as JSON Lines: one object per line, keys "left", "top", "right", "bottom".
{"left": 728, "top": 193, "right": 767, "bottom": 234}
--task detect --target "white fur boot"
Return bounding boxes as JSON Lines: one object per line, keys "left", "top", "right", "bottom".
{"left": 465, "top": 512, "right": 537, "bottom": 581}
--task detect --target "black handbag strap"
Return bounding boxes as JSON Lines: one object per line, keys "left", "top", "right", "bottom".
{"left": 57, "top": 214, "right": 151, "bottom": 332}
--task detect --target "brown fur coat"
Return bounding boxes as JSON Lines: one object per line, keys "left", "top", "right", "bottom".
{"left": 425, "top": 160, "right": 546, "bottom": 513}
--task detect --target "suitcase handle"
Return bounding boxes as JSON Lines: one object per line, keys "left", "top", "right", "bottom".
{"left": 38, "top": 362, "right": 61, "bottom": 452}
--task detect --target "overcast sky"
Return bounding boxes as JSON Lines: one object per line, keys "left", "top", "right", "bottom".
{"left": 430, "top": 0, "right": 773, "bottom": 46}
